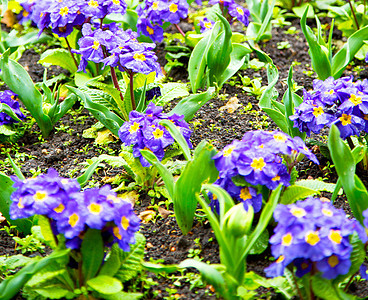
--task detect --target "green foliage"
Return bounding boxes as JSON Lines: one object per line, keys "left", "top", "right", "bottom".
{"left": 328, "top": 125, "right": 368, "bottom": 224}
{"left": 188, "top": 13, "right": 250, "bottom": 93}
{"left": 246, "top": 0, "right": 275, "bottom": 43}
{"left": 81, "top": 229, "right": 104, "bottom": 281}
{"left": 39, "top": 49, "right": 78, "bottom": 74}
{"left": 301, "top": 6, "right": 368, "bottom": 80}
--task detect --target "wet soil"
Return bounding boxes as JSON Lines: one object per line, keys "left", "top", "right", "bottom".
{"left": 1, "top": 15, "right": 368, "bottom": 300}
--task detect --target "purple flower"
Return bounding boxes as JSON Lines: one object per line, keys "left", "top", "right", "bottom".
{"left": 162, "top": 0, "right": 189, "bottom": 24}
{"left": 10, "top": 169, "right": 81, "bottom": 220}
{"left": 199, "top": 17, "right": 215, "bottom": 33}
{"left": 137, "top": 18, "right": 164, "bottom": 42}
{"left": 111, "top": 199, "right": 140, "bottom": 251}
{"left": 0, "top": 91, "right": 25, "bottom": 126}
{"left": 228, "top": 4, "right": 250, "bottom": 26}
{"left": 265, "top": 197, "right": 365, "bottom": 279}
{"left": 119, "top": 102, "right": 192, "bottom": 167}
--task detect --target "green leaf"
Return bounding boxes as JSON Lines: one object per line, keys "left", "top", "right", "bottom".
{"left": 332, "top": 25, "right": 368, "bottom": 79}
{"left": 114, "top": 232, "right": 145, "bottom": 283}
{"left": 155, "top": 82, "right": 189, "bottom": 106}
{"left": 0, "top": 249, "right": 69, "bottom": 300}
{"left": 207, "top": 13, "right": 232, "bottom": 87}
{"left": 0, "top": 255, "right": 31, "bottom": 271}
{"left": 248, "top": 229, "right": 269, "bottom": 255}
{"left": 0, "top": 50, "right": 52, "bottom": 137}
{"left": 81, "top": 229, "right": 104, "bottom": 281}
{"left": 87, "top": 275, "right": 123, "bottom": 295}
{"left": 159, "top": 119, "right": 191, "bottom": 161}
{"left": 280, "top": 185, "right": 318, "bottom": 205}
{"left": 179, "top": 259, "right": 228, "bottom": 298}
{"left": 140, "top": 150, "right": 174, "bottom": 198}
{"left": 174, "top": 141, "right": 218, "bottom": 234}
{"left": 77, "top": 156, "right": 104, "bottom": 187}
{"left": 300, "top": 7, "right": 332, "bottom": 80}
{"left": 312, "top": 275, "right": 356, "bottom": 300}
{"left": 34, "top": 286, "right": 72, "bottom": 299}
{"left": 0, "top": 173, "right": 32, "bottom": 234}
{"left": 119, "top": 148, "right": 148, "bottom": 185}
{"left": 0, "top": 125, "right": 15, "bottom": 136}
{"left": 168, "top": 87, "right": 216, "bottom": 122}
{"left": 295, "top": 179, "right": 338, "bottom": 194}
{"left": 259, "top": 62, "right": 279, "bottom": 109}
{"left": 261, "top": 108, "right": 288, "bottom": 133}
{"left": 328, "top": 125, "right": 368, "bottom": 224}
{"left": 39, "top": 49, "right": 77, "bottom": 74}
{"left": 142, "top": 261, "right": 179, "bottom": 274}
{"left": 38, "top": 215, "right": 57, "bottom": 249}
{"left": 67, "top": 86, "right": 124, "bottom": 136}
{"left": 189, "top": 22, "right": 220, "bottom": 92}
{"left": 293, "top": 3, "right": 315, "bottom": 18}
{"left": 101, "top": 291, "right": 143, "bottom": 300}
{"left": 0, "top": 102, "right": 21, "bottom": 122}
{"left": 99, "top": 244, "right": 121, "bottom": 277}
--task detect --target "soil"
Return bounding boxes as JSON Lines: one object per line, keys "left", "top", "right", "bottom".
{"left": 1, "top": 12, "right": 368, "bottom": 300}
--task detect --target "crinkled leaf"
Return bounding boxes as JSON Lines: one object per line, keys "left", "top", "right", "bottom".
{"left": 114, "top": 232, "right": 145, "bottom": 283}
{"left": 155, "top": 82, "right": 189, "bottom": 106}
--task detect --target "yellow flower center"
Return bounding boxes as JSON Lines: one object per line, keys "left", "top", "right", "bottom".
{"left": 54, "top": 203, "right": 65, "bottom": 213}
{"left": 301, "top": 262, "right": 309, "bottom": 269}
{"left": 236, "top": 7, "right": 244, "bottom": 15}
{"left": 282, "top": 233, "right": 293, "bottom": 246}
{"left": 129, "top": 122, "right": 140, "bottom": 133}
{"left": 251, "top": 157, "right": 266, "bottom": 171}
{"left": 339, "top": 114, "right": 352, "bottom": 126}
{"left": 169, "top": 3, "right": 178, "bottom": 13}
{"left": 272, "top": 175, "right": 280, "bottom": 181}
{"left": 68, "top": 213, "right": 79, "bottom": 228}
{"left": 92, "top": 40, "right": 100, "bottom": 50}
{"left": 276, "top": 255, "right": 285, "bottom": 263}
{"left": 18, "top": 198, "right": 24, "bottom": 209}
{"left": 153, "top": 128, "right": 164, "bottom": 139}
{"left": 107, "top": 194, "right": 121, "bottom": 203}
{"left": 325, "top": 89, "right": 334, "bottom": 95}
{"left": 121, "top": 216, "right": 130, "bottom": 230}
{"left": 349, "top": 94, "right": 362, "bottom": 106}
{"left": 152, "top": 2, "right": 159, "bottom": 9}
{"left": 313, "top": 106, "right": 324, "bottom": 117}
{"left": 113, "top": 227, "right": 122, "bottom": 239}
{"left": 204, "top": 22, "right": 212, "bottom": 29}
{"left": 88, "top": 203, "right": 102, "bottom": 215}
{"left": 305, "top": 231, "right": 320, "bottom": 246}
{"left": 59, "top": 6, "right": 69, "bottom": 16}
{"left": 133, "top": 53, "right": 146, "bottom": 61}
{"left": 329, "top": 230, "right": 342, "bottom": 244}
{"left": 223, "top": 145, "right": 235, "bottom": 157}
{"left": 290, "top": 207, "right": 306, "bottom": 218}
{"left": 33, "top": 191, "right": 48, "bottom": 202}
{"left": 274, "top": 133, "right": 287, "bottom": 142}
{"left": 322, "top": 208, "right": 333, "bottom": 217}
{"left": 88, "top": 0, "right": 99, "bottom": 8}
{"left": 113, "top": 0, "right": 120, "bottom": 4}
{"left": 240, "top": 187, "right": 252, "bottom": 200}
{"left": 146, "top": 26, "right": 154, "bottom": 35}
{"left": 328, "top": 255, "right": 339, "bottom": 268}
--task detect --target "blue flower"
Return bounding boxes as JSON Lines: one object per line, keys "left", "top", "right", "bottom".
{"left": 0, "top": 91, "right": 25, "bottom": 126}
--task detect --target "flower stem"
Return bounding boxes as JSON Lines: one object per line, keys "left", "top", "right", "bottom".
{"left": 347, "top": 136, "right": 355, "bottom": 150}
{"left": 65, "top": 37, "right": 79, "bottom": 69}
{"left": 291, "top": 269, "right": 305, "bottom": 300}
{"left": 174, "top": 24, "right": 185, "bottom": 37}
{"left": 110, "top": 65, "right": 126, "bottom": 107}
{"left": 344, "top": 271, "right": 358, "bottom": 292}
{"left": 347, "top": 0, "right": 360, "bottom": 30}
{"left": 129, "top": 71, "right": 136, "bottom": 110}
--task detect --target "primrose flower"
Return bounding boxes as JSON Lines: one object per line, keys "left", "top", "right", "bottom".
{"left": 10, "top": 169, "right": 81, "bottom": 220}
{"left": 0, "top": 91, "right": 25, "bottom": 126}
{"left": 118, "top": 102, "right": 192, "bottom": 167}
{"left": 291, "top": 76, "right": 368, "bottom": 140}
{"left": 208, "top": 0, "right": 249, "bottom": 26}
{"left": 199, "top": 17, "right": 215, "bottom": 33}
{"left": 265, "top": 197, "right": 366, "bottom": 279}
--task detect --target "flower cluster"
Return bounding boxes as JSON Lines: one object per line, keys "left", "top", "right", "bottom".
{"left": 211, "top": 130, "right": 318, "bottom": 213}
{"left": 10, "top": 169, "right": 140, "bottom": 251}
{"left": 265, "top": 197, "right": 367, "bottom": 279}
{"left": 208, "top": 0, "right": 250, "bottom": 27}
{"left": 199, "top": 17, "right": 215, "bottom": 33}
{"left": 23, "top": 0, "right": 127, "bottom": 38}
{"left": 0, "top": 91, "right": 25, "bottom": 126}
{"left": 118, "top": 102, "right": 192, "bottom": 167}
{"left": 75, "top": 22, "right": 161, "bottom": 75}
{"left": 290, "top": 76, "right": 368, "bottom": 140}
{"left": 137, "top": 0, "right": 189, "bottom": 42}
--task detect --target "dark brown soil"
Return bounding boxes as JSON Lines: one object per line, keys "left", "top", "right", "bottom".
{"left": 1, "top": 14, "right": 368, "bottom": 300}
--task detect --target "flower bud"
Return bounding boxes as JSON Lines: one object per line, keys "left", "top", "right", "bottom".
{"left": 224, "top": 203, "right": 254, "bottom": 238}
{"left": 42, "top": 102, "right": 53, "bottom": 115}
